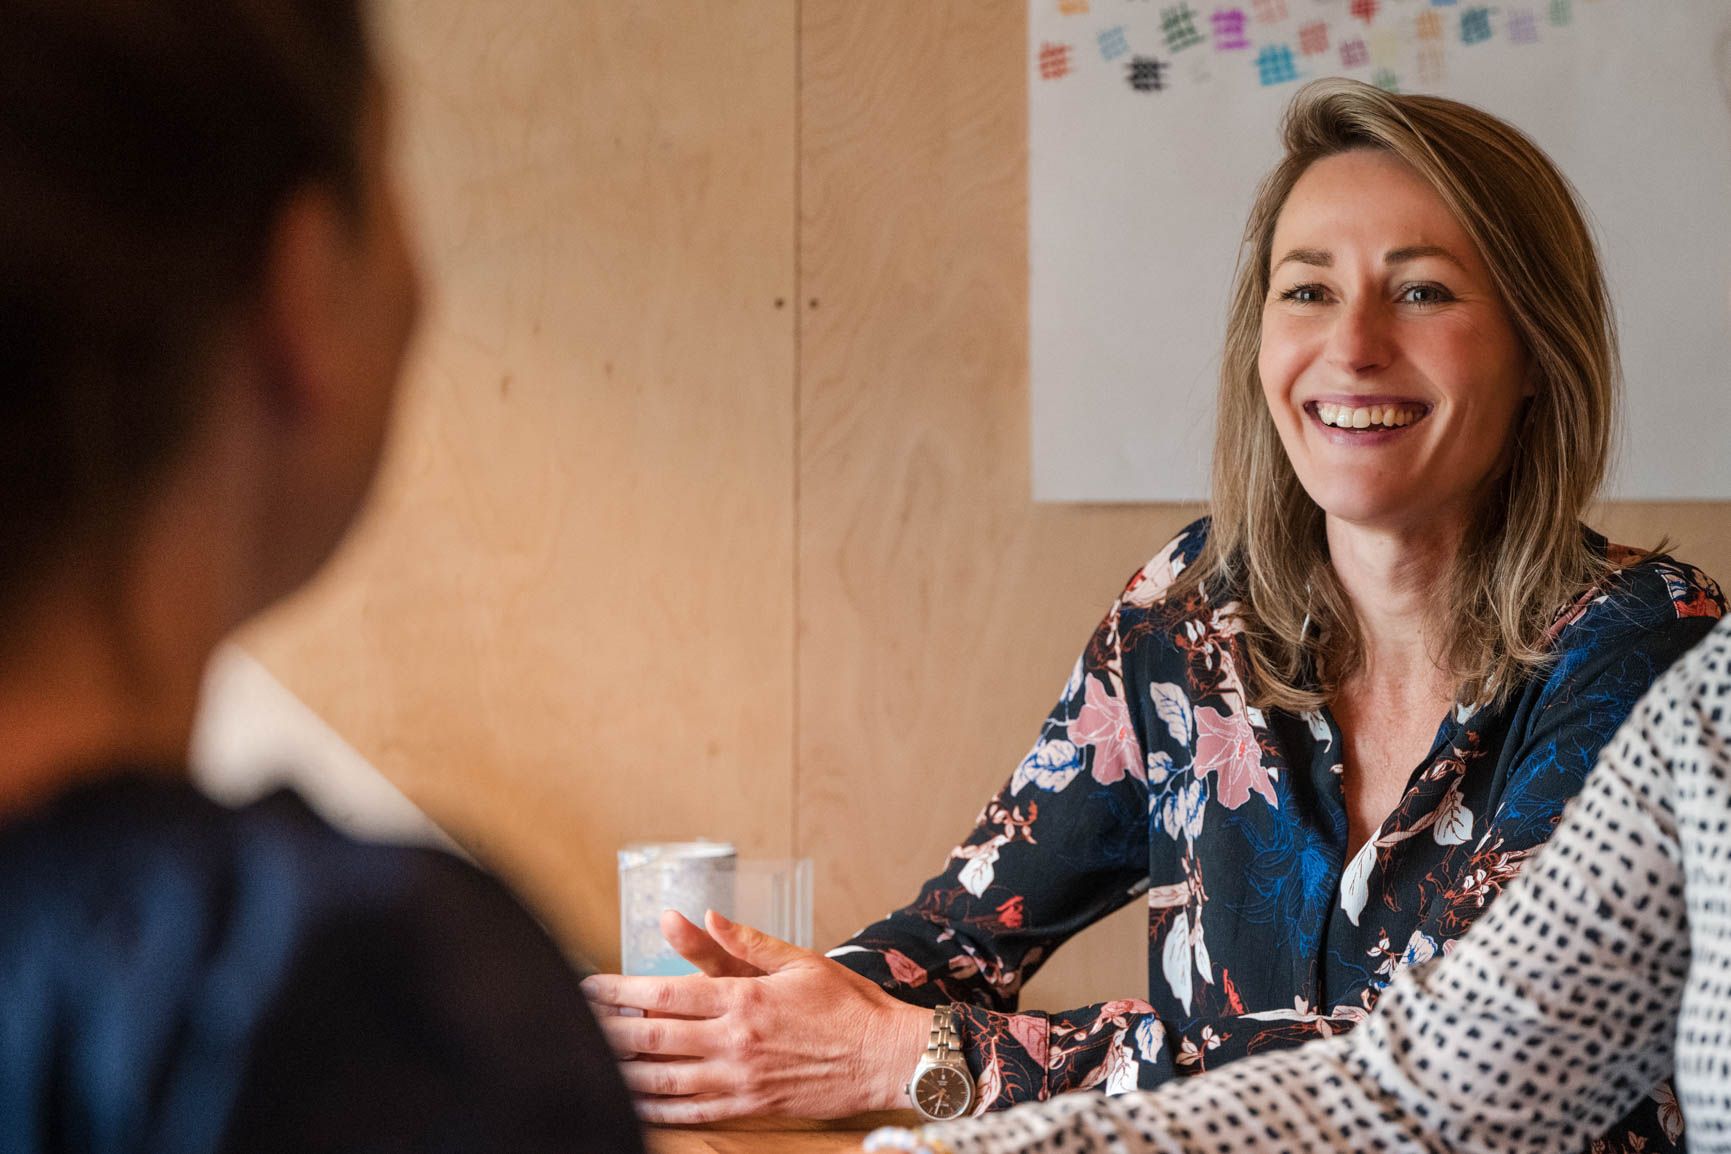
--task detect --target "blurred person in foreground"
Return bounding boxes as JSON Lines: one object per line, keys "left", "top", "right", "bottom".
{"left": 0, "top": 2, "right": 640, "bottom": 1150}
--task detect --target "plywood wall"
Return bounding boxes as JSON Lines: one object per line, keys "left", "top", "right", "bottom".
{"left": 244, "top": 0, "right": 799, "bottom": 963}
{"left": 245, "top": 0, "right": 1731, "bottom": 1011}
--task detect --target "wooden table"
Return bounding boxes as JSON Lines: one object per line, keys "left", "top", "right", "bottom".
{"left": 647, "top": 1113, "right": 917, "bottom": 1153}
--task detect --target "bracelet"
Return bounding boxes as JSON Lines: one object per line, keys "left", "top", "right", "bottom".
{"left": 862, "top": 1126, "right": 956, "bottom": 1154}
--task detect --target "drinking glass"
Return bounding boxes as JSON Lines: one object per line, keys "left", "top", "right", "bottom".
{"left": 618, "top": 843, "right": 813, "bottom": 976}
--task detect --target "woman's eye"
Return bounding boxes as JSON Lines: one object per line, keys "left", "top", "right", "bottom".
{"left": 1277, "top": 284, "right": 1327, "bottom": 304}
{"left": 1399, "top": 283, "right": 1453, "bottom": 306}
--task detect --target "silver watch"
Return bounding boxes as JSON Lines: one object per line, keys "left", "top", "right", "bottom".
{"left": 904, "top": 1004, "right": 975, "bottom": 1122}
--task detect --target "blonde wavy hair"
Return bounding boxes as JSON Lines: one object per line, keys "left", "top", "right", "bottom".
{"left": 1171, "top": 78, "right": 1618, "bottom": 713}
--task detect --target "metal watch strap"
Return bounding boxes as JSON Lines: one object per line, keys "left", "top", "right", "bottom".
{"left": 926, "top": 1004, "right": 961, "bottom": 1063}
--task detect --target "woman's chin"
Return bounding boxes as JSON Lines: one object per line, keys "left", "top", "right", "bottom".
{"left": 1302, "top": 487, "right": 1434, "bottom": 533}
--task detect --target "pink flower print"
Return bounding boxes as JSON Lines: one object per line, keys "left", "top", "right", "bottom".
{"left": 1545, "top": 587, "right": 1602, "bottom": 642}
{"left": 1095, "top": 998, "right": 1156, "bottom": 1028}
{"left": 1652, "top": 1083, "right": 1685, "bottom": 1144}
{"left": 1104, "top": 1037, "right": 1138, "bottom": 1095}
{"left": 1005, "top": 1014, "right": 1049, "bottom": 1068}
{"left": 1175, "top": 1025, "right": 1225, "bottom": 1070}
{"left": 1073, "top": 675, "right": 1143, "bottom": 784}
{"left": 884, "top": 949, "right": 928, "bottom": 988}
{"left": 1193, "top": 704, "right": 1276, "bottom": 810}
{"left": 1123, "top": 535, "right": 1190, "bottom": 606}
{"left": 1208, "top": 601, "right": 1245, "bottom": 639}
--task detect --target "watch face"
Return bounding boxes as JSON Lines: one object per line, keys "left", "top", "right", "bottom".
{"left": 914, "top": 1065, "right": 972, "bottom": 1120}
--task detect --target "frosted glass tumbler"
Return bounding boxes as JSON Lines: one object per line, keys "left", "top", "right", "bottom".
{"left": 618, "top": 845, "right": 813, "bottom": 976}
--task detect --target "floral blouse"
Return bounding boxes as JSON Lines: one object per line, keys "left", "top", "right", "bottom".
{"left": 829, "top": 518, "right": 1722, "bottom": 1152}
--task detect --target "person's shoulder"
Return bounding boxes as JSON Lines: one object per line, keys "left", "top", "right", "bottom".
{"left": 0, "top": 776, "right": 543, "bottom": 1008}
{"left": 1119, "top": 515, "right": 1212, "bottom": 610}
{"left": 1550, "top": 536, "right": 1725, "bottom": 647}
{"left": 0, "top": 778, "right": 642, "bottom": 1153}
{"left": 223, "top": 796, "right": 644, "bottom": 1151}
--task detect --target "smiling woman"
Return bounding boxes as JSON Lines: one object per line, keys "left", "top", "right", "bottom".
{"left": 582, "top": 78, "right": 1720, "bottom": 1154}
{"left": 1189, "top": 81, "right": 1623, "bottom": 720}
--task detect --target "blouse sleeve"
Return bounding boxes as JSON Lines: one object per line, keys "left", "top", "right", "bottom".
{"left": 829, "top": 579, "right": 1163, "bottom": 1109}
{"left": 867, "top": 633, "right": 1705, "bottom": 1154}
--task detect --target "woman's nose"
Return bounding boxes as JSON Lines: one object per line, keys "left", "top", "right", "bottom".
{"left": 1326, "top": 296, "right": 1394, "bottom": 376}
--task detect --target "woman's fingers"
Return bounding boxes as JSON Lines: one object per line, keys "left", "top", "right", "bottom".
{"left": 599, "top": 1011, "right": 722, "bottom": 1060}
{"left": 618, "top": 1057, "right": 738, "bottom": 1099}
{"left": 633, "top": 1093, "right": 753, "bottom": 1127}
{"left": 582, "top": 972, "right": 728, "bottom": 1018}
{"left": 662, "top": 909, "right": 764, "bottom": 978}
{"left": 704, "top": 909, "right": 808, "bottom": 973}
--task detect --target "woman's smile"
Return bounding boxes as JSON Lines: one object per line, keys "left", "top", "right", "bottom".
{"left": 1303, "top": 397, "right": 1433, "bottom": 445}
{"left": 1258, "top": 149, "right": 1528, "bottom": 529}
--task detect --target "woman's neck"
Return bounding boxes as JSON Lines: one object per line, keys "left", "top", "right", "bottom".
{"left": 0, "top": 593, "right": 203, "bottom": 823}
{"left": 0, "top": 439, "right": 247, "bottom": 823}
{"left": 1325, "top": 515, "right": 1464, "bottom": 690}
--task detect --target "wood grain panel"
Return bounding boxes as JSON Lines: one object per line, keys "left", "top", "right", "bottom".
{"left": 1592, "top": 502, "right": 1731, "bottom": 581}
{"left": 795, "top": 0, "right": 1197, "bottom": 1011}
{"left": 242, "top": 0, "right": 798, "bottom": 968}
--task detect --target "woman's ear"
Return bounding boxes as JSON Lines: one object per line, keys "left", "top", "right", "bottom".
{"left": 253, "top": 186, "right": 353, "bottom": 427}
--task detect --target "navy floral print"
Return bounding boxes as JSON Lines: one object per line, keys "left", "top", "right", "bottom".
{"left": 830, "top": 518, "right": 1722, "bottom": 1152}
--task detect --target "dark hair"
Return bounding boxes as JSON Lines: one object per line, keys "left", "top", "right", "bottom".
{"left": 0, "top": 0, "right": 372, "bottom": 619}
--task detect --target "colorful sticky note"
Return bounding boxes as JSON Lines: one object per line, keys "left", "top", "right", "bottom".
{"left": 1128, "top": 55, "right": 1171, "bottom": 90}
{"left": 1211, "top": 8, "right": 1252, "bottom": 51}
{"left": 1161, "top": 4, "right": 1207, "bottom": 52}
{"left": 1256, "top": 43, "right": 1299, "bottom": 84}
{"left": 1038, "top": 41, "right": 1073, "bottom": 80}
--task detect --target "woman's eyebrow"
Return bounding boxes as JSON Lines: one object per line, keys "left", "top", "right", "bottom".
{"left": 1385, "top": 244, "right": 1465, "bottom": 269}
{"left": 1271, "top": 245, "right": 1468, "bottom": 274}
{"left": 1272, "top": 247, "right": 1332, "bottom": 271}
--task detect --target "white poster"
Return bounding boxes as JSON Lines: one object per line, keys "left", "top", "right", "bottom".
{"left": 1030, "top": 0, "right": 1731, "bottom": 501}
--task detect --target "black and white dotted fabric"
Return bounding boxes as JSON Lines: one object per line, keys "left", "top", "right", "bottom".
{"left": 906, "top": 614, "right": 1731, "bottom": 1154}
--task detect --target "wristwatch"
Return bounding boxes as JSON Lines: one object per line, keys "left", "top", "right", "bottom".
{"left": 905, "top": 1004, "right": 976, "bottom": 1122}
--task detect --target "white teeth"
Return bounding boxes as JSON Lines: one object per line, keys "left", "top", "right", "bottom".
{"left": 1314, "top": 403, "right": 1423, "bottom": 429}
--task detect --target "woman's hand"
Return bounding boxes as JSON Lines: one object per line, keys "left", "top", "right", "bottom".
{"left": 656, "top": 907, "right": 765, "bottom": 978}
{"left": 581, "top": 910, "right": 933, "bottom": 1124}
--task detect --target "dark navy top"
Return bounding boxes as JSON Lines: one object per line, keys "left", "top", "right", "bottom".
{"left": 0, "top": 776, "right": 642, "bottom": 1154}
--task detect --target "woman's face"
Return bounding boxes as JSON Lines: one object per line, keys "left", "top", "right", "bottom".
{"left": 255, "top": 79, "right": 422, "bottom": 609}
{"left": 327, "top": 83, "right": 422, "bottom": 527}
{"left": 1258, "top": 149, "right": 1529, "bottom": 535}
